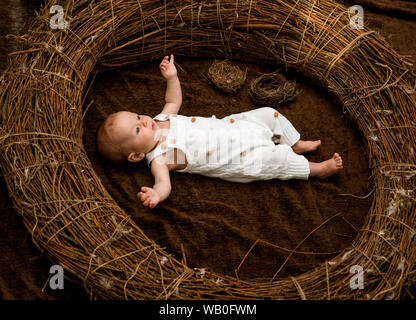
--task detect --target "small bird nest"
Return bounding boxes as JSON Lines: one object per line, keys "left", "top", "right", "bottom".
{"left": 248, "top": 70, "right": 299, "bottom": 107}
{"left": 1, "top": 0, "right": 415, "bottom": 300}
{"left": 207, "top": 60, "right": 247, "bottom": 93}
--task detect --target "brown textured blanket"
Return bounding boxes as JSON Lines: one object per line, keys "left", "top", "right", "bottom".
{"left": 0, "top": 0, "right": 414, "bottom": 299}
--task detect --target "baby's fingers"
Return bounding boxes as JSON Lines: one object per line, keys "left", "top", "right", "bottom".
{"left": 143, "top": 197, "right": 152, "bottom": 207}
{"left": 137, "top": 192, "right": 147, "bottom": 202}
{"left": 168, "top": 54, "right": 174, "bottom": 64}
{"left": 138, "top": 187, "right": 151, "bottom": 198}
{"left": 139, "top": 194, "right": 149, "bottom": 206}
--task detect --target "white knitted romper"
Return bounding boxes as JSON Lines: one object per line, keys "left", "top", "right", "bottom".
{"left": 145, "top": 107, "right": 310, "bottom": 183}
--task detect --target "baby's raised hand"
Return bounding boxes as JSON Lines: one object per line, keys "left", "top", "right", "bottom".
{"left": 137, "top": 186, "right": 161, "bottom": 209}
{"left": 159, "top": 54, "right": 177, "bottom": 80}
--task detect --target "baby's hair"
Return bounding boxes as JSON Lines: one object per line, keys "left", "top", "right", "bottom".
{"left": 96, "top": 113, "right": 127, "bottom": 164}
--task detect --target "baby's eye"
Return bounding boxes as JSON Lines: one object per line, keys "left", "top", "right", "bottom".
{"left": 136, "top": 127, "right": 140, "bottom": 134}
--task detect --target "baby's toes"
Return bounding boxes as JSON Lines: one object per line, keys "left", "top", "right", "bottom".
{"left": 332, "top": 153, "right": 342, "bottom": 167}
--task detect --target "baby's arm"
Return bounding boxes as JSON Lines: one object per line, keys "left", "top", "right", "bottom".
{"left": 160, "top": 54, "right": 182, "bottom": 115}
{"left": 137, "top": 158, "right": 171, "bottom": 208}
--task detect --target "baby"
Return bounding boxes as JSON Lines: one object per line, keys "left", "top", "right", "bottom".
{"left": 97, "top": 54, "right": 343, "bottom": 208}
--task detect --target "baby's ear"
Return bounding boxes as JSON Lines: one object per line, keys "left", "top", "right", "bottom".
{"left": 127, "top": 152, "right": 145, "bottom": 163}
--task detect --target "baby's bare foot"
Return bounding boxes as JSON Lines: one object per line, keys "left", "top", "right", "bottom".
{"left": 292, "top": 139, "right": 321, "bottom": 154}
{"left": 315, "top": 153, "right": 343, "bottom": 178}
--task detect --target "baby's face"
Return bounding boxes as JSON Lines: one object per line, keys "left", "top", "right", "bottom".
{"left": 113, "top": 111, "right": 159, "bottom": 156}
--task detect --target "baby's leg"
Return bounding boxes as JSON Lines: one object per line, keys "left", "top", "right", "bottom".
{"left": 292, "top": 139, "right": 321, "bottom": 154}
{"left": 268, "top": 109, "right": 321, "bottom": 153}
{"left": 236, "top": 107, "right": 301, "bottom": 147}
{"left": 309, "top": 153, "right": 343, "bottom": 178}
{"left": 246, "top": 108, "right": 321, "bottom": 154}
{"left": 226, "top": 107, "right": 321, "bottom": 156}
{"left": 232, "top": 144, "right": 310, "bottom": 182}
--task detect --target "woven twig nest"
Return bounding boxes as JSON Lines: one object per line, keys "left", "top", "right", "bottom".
{"left": 207, "top": 60, "right": 247, "bottom": 93}
{"left": 0, "top": 0, "right": 415, "bottom": 300}
{"left": 248, "top": 70, "right": 299, "bottom": 107}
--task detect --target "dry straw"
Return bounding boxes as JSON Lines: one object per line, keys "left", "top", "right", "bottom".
{"left": 248, "top": 70, "right": 299, "bottom": 107}
{"left": 207, "top": 59, "right": 247, "bottom": 93}
{"left": 0, "top": 0, "right": 415, "bottom": 300}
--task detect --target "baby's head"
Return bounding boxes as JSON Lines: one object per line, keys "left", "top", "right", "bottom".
{"left": 97, "top": 111, "right": 159, "bottom": 163}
